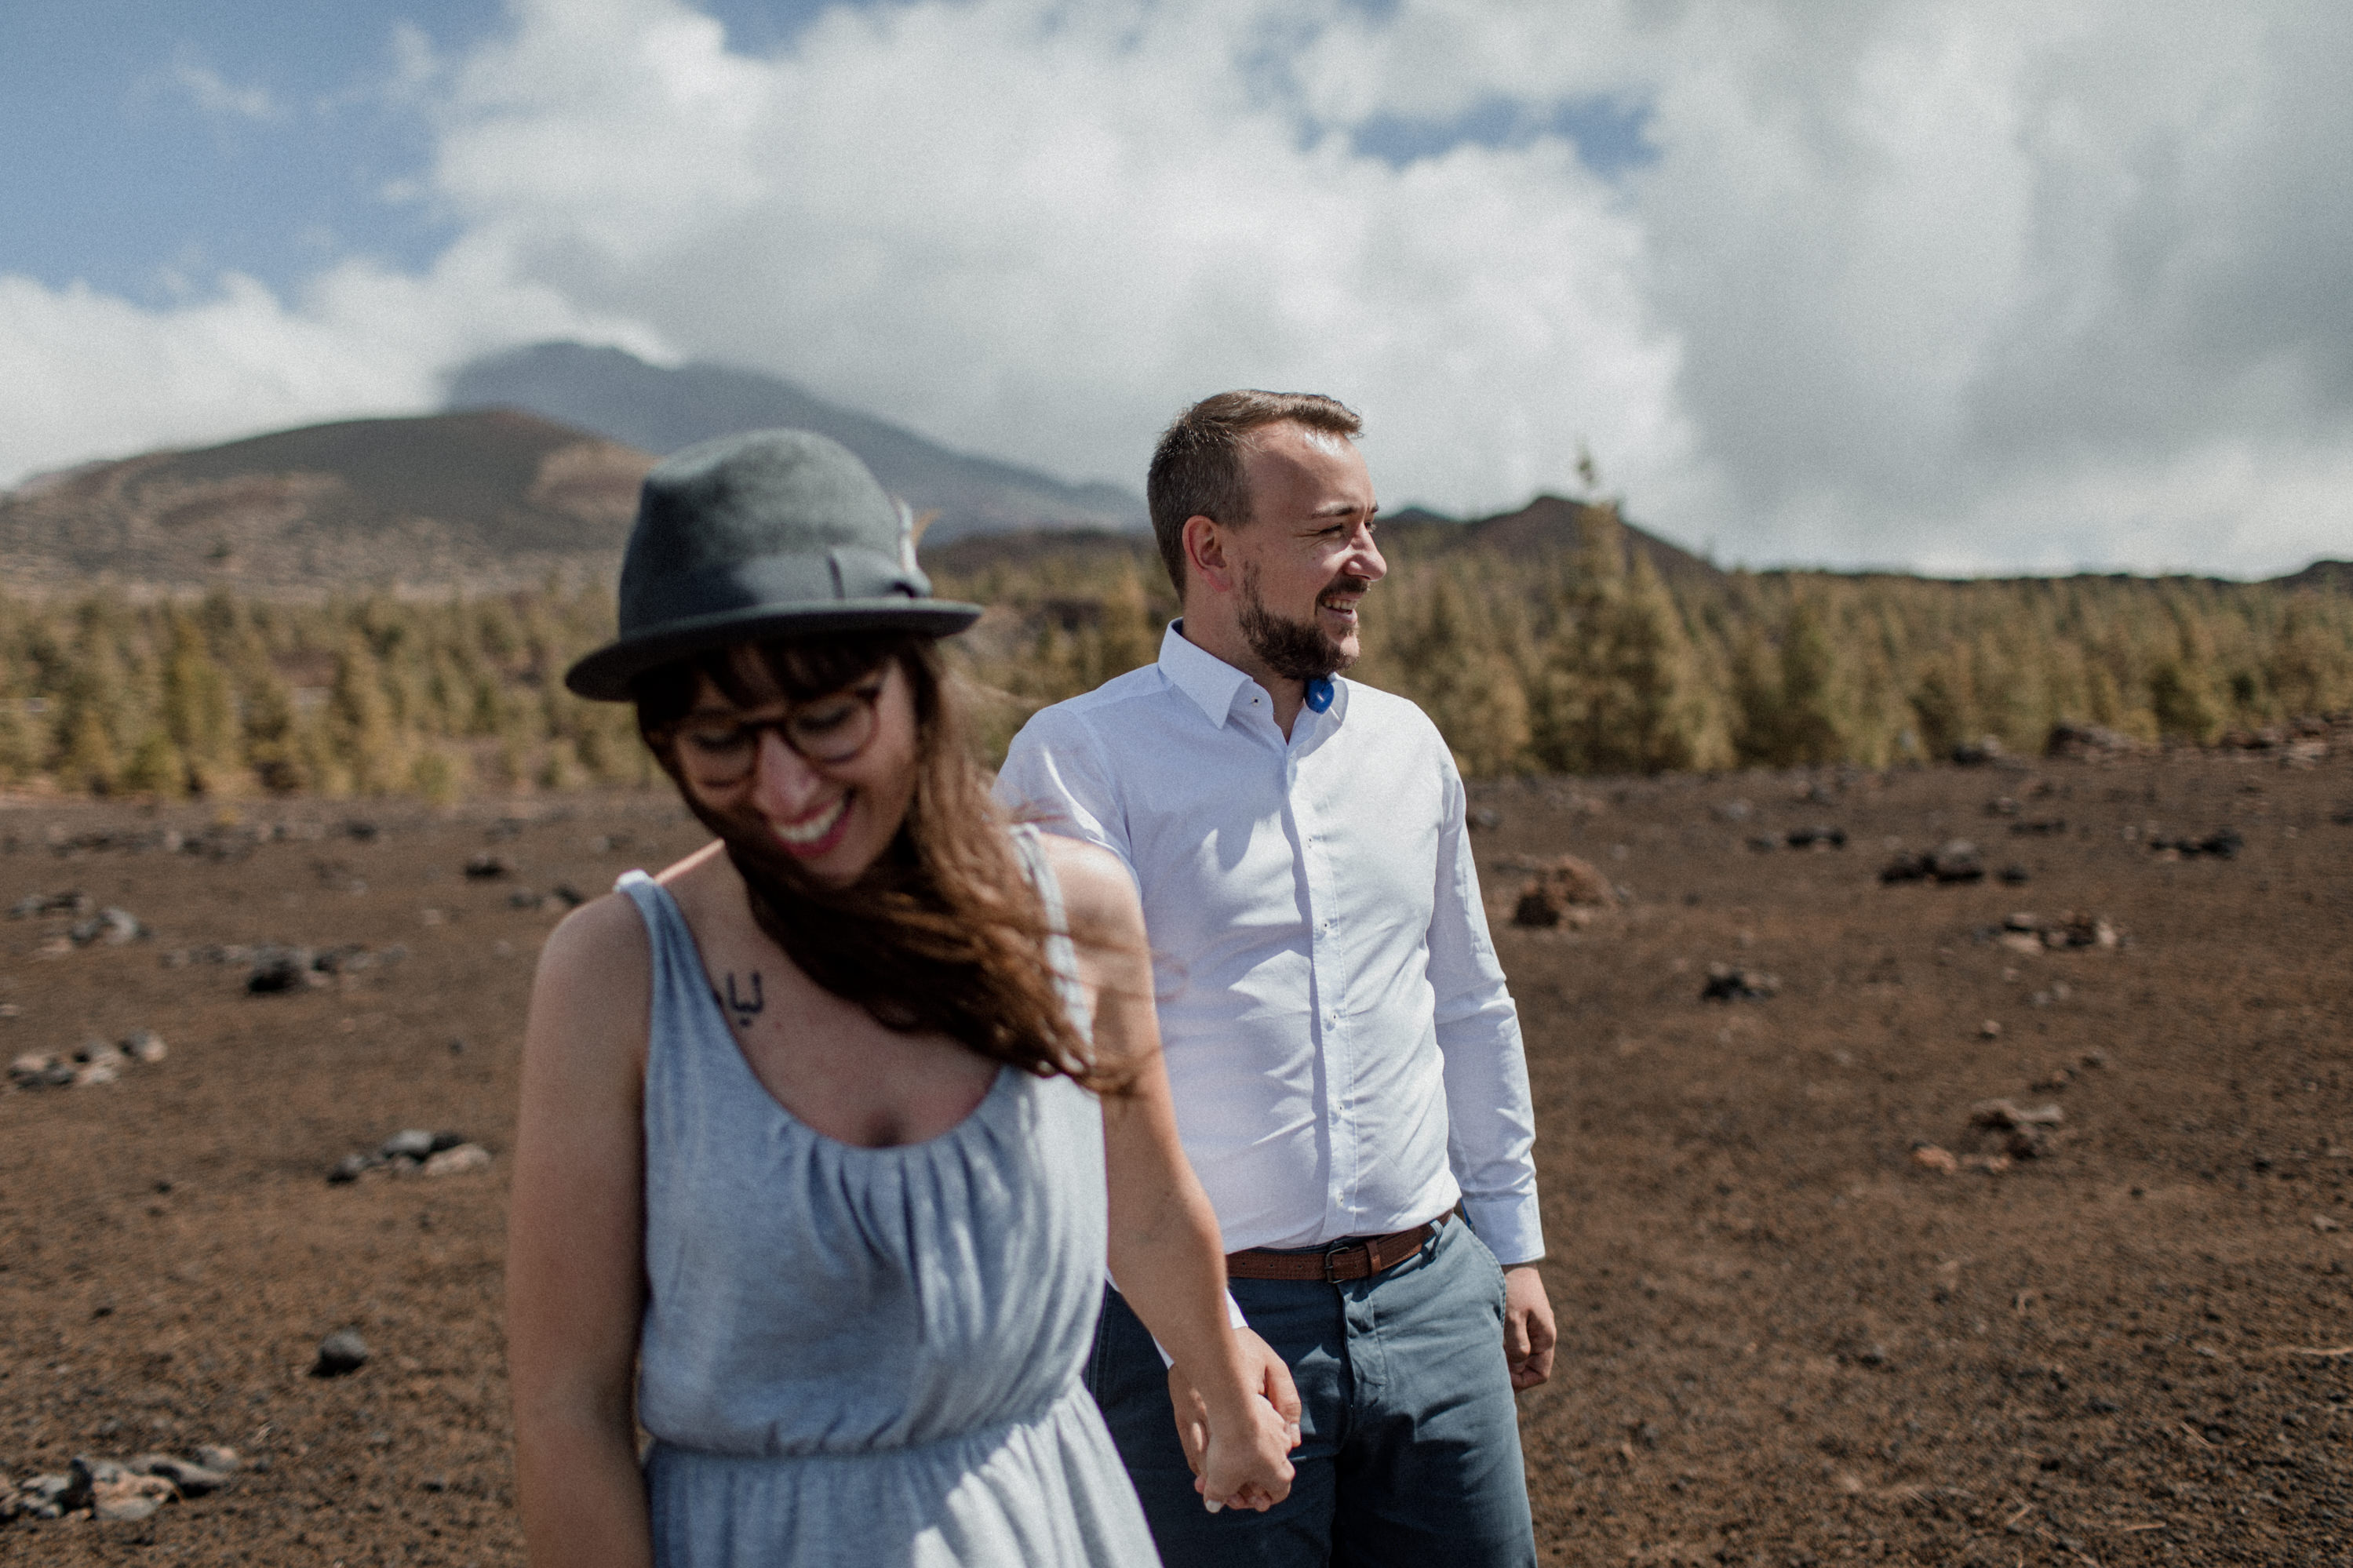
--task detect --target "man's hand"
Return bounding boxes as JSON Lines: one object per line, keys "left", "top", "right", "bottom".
{"left": 1502, "top": 1264, "right": 1556, "bottom": 1390}
{"left": 1169, "top": 1326, "right": 1302, "bottom": 1511}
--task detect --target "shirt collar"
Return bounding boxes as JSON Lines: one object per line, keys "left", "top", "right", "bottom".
{"left": 1157, "top": 621, "right": 1254, "bottom": 728}
{"left": 1156, "top": 621, "right": 1346, "bottom": 730}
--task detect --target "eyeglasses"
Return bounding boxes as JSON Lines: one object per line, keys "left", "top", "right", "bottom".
{"left": 660, "top": 675, "right": 888, "bottom": 785}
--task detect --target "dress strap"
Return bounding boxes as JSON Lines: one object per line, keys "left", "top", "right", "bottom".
{"left": 612, "top": 870, "right": 710, "bottom": 1017}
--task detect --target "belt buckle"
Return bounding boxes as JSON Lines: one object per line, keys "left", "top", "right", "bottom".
{"left": 1321, "top": 1239, "right": 1366, "bottom": 1283}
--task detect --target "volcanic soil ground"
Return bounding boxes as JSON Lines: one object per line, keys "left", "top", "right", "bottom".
{"left": 3, "top": 748, "right": 2351, "bottom": 1566}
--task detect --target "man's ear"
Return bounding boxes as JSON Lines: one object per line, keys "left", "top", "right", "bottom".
{"left": 1182, "top": 514, "right": 1235, "bottom": 596}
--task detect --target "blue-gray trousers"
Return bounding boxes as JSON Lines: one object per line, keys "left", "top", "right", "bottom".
{"left": 1086, "top": 1217, "right": 1538, "bottom": 1567}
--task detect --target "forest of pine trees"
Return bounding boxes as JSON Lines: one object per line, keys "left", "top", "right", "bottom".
{"left": 2, "top": 508, "right": 2348, "bottom": 800}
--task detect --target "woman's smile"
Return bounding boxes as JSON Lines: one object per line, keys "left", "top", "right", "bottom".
{"left": 769, "top": 791, "right": 853, "bottom": 856}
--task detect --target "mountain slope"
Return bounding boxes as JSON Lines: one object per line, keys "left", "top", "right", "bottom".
{"left": 444, "top": 342, "right": 1146, "bottom": 544}
{"left": 0, "top": 410, "right": 649, "bottom": 594}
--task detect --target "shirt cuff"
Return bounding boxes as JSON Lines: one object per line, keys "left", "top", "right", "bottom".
{"left": 1461, "top": 1195, "right": 1545, "bottom": 1268}
{"left": 1152, "top": 1290, "right": 1250, "bottom": 1369}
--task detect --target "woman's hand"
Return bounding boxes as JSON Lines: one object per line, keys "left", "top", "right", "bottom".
{"left": 1195, "top": 1383, "right": 1299, "bottom": 1513}
{"left": 1169, "top": 1327, "right": 1302, "bottom": 1512}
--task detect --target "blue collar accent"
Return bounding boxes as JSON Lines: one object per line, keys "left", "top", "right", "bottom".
{"left": 1304, "top": 675, "right": 1335, "bottom": 713}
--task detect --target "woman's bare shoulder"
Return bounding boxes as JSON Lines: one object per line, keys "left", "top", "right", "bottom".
{"left": 1033, "top": 832, "right": 1146, "bottom": 948}
{"left": 532, "top": 887, "right": 651, "bottom": 999}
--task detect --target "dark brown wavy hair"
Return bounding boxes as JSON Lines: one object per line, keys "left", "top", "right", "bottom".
{"left": 633, "top": 631, "right": 1122, "bottom": 1093}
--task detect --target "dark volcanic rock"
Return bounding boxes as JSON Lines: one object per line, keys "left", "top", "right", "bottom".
{"left": 1702, "top": 963, "right": 1780, "bottom": 1002}
{"left": 311, "top": 1329, "right": 370, "bottom": 1377}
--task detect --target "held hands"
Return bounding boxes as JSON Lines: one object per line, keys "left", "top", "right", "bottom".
{"left": 1167, "top": 1327, "right": 1302, "bottom": 1513}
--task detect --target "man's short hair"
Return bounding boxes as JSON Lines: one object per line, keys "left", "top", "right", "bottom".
{"left": 1146, "top": 391, "right": 1362, "bottom": 591}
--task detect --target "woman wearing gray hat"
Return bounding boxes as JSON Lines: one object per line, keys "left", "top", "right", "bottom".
{"left": 505, "top": 431, "right": 1297, "bottom": 1566}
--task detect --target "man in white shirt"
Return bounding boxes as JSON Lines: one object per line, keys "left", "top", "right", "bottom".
{"left": 993, "top": 391, "right": 1553, "bottom": 1566}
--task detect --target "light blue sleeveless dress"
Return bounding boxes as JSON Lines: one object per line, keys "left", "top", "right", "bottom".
{"left": 614, "top": 831, "right": 1160, "bottom": 1567}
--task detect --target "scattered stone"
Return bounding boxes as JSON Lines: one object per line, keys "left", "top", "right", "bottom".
{"left": 13, "top": 1471, "right": 78, "bottom": 1519}
{"left": 90, "top": 1471, "right": 174, "bottom": 1521}
{"left": 2147, "top": 827, "right": 2244, "bottom": 860}
{"left": 1880, "top": 840, "right": 1983, "bottom": 884}
{"left": 423, "top": 1142, "right": 494, "bottom": 1177}
{"left": 1998, "top": 864, "right": 2031, "bottom": 885}
{"left": 1711, "top": 799, "right": 1753, "bottom": 823}
{"left": 2313, "top": 1214, "right": 2341, "bottom": 1234}
{"left": 464, "top": 853, "right": 519, "bottom": 880}
{"left": 1510, "top": 884, "right": 1580, "bottom": 930}
{"left": 1972, "top": 1098, "right": 2063, "bottom": 1159}
{"left": 311, "top": 1329, "right": 371, "bottom": 1377}
{"left": 549, "top": 882, "right": 586, "bottom": 908}
{"left": 1746, "top": 833, "right": 1781, "bottom": 853}
{"left": 1502, "top": 853, "right": 1615, "bottom": 929}
{"left": 1783, "top": 824, "right": 1847, "bottom": 850}
{"left": 2045, "top": 721, "right": 2151, "bottom": 762}
{"left": 5, "top": 1446, "right": 245, "bottom": 1523}
{"left": 1972, "top": 1100, "right": 2065, "bottom": 1130}
{"left": 242, "top": 942, "right": 402, "bottom": 994}
{"left": 381, "top": 1128, "right": 443, "bottom": 1161}
{"left": 2009, "top": 818, "right": 2067, "bottom": 836}
{"left": 7, "top": 890, "right": 90, "bottom": 919}
{"left": 1467, "top": 806, "right": 1502, "bottom": 832}
{"left": 129, "top": 1453, "right": 234, "bottom": 1497}
{"left": 2330, "top": 804, "right": 2353, "bottom": 827}
{"left": 1980, "top": 1020, "right": 2003, "bottom": 1039}
{"left": 1951, "top": 737, "right": 2005, "bottom": 766}
{"left": 1984, "top": 911, "right": 2118, "bottom": 951}
{"left": 9, "top": 1029, "right": 169, "bottom": 1092}
{"left": 1910, "top": 1144, "right": 1959, "bottom": 1173}
{"left": 326, "top": 1153, "right": 378, "bottom": 1184}
{"left": 246, "top": 948, "right": 321, "bottom": 994}
{"left": 9, "top": 1051, "right": 77, "bottom": 1090}
{"left": 328, "top": 1129, "right": 475, "bottom": 1182}
{"left": 66, "top": 907, "right": 144, "bottom": 946}
{"left": 1700, "top": 963, "right": 1779, "bottom": 1002}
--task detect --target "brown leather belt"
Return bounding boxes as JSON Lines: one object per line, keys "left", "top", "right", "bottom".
{"left": 1225, "top": 1218, "right": 1442, "bottom": 1283}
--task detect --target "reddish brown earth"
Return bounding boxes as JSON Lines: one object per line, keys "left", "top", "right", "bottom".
{"left": 2, "top": 748, "right": 2349, "bottom": 1566}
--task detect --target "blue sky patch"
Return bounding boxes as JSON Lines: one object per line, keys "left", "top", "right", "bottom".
{"left": 1351, "top": 93, "right": 1655, "bottom": 179}
{"left": 0, "top": 1, "right": 503, "bottom": 302}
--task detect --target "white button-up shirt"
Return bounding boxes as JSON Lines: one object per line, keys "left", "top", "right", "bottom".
{"left": 993, "top": 624, "right": 1544, "bottom": 1265}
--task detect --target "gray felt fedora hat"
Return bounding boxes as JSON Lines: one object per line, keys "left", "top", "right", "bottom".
{"left": 564, "top": 428, "right": 981, "bottom": 701}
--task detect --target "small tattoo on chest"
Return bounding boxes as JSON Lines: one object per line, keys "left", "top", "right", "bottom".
{"left": 714, "top": 970, "right": 765, "bottom": 1028}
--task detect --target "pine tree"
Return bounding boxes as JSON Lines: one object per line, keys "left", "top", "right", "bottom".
{"left": 161, "top": 613, "right": 241, "bottom": 794}
{"left": 326, "top": 635, "right": 405, "bottom": 794}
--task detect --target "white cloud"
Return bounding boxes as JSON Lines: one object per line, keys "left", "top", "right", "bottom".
{"left": 7, "top": 0, "right": 2352, "bottom": 574}
{"left": 418, "top": 0, "right": 1696, "bottom": 525}
{"left": 0, "top": 245, "right": 667, "bottom": 484}
{"left": 171, "top": 57, "right": 284, "bottom": 122}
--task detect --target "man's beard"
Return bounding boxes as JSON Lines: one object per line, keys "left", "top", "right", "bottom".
{"left": 1239, "top": 566, "right": 1369, "bottom": 682}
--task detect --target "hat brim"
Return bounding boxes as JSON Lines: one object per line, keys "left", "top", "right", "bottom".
{"left": 563, "top": 598, "right": 983, "bottom": 701}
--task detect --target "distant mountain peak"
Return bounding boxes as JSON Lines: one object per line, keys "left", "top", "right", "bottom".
{"left": 444, "top": 340, "right": 1146, "bottom": 544}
